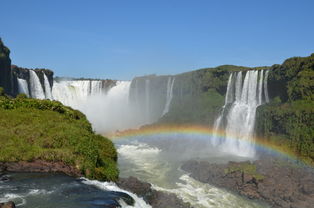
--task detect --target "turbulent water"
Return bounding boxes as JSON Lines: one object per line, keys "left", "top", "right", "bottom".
{"left": 213, "top": 70, "right": 269, "bottom": 157}
{"left": 0, "top": 173, "right": 150, "bottom": 208}
{"left": 115, "top": 135, "right": 269, "bottom": 208}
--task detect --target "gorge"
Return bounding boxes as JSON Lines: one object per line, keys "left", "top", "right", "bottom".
{"left": 0, "top": 37, "right": 313, "bottom": 208}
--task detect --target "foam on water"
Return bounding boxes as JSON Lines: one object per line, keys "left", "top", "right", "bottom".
{"left": 81, "top": 178, "right": 151, "bottom": 208}
{"left": 153, "top": 175, "right": 264, "bottom": 208}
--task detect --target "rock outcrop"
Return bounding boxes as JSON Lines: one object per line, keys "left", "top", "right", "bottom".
{"left": 182, "top": 158, "right": 314, "bottom": 208}
{"left": 0, "top": 160, "right": 82, "bottom": 177}
{"left": 0, "top": 38, "right": 13, "bottom": 95}
{"left": 118, "top": 176, "right": 191, "bottom": 208}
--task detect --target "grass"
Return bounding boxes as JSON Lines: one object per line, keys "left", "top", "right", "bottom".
{"left": 0, "top": 94, "right": 118, "bottom": 181}
{"left": 224, "top": 162, "right": 265, "bottom": 181}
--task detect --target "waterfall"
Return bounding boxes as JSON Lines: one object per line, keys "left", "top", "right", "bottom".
{"left": 161, "top": 77, "right": 175, "bottom": 116}
{"left": 17, "top": 78, "right": 30, "bottom": 97}
{"left": 264, "top": 70, "right": 270, "bottom": 103}
{"left": 213, "top": 70, "right": 270, "bottom": 157}
{"left": 29, "top": 70, "right": 45, "bottom": 99}
{"left": 91, "top": 80, "right": 103, "bottom": 95}
{"left": 52, "top": 80, "right": 104, "bottom": 108}
{"left": 43, "top": 73, "right": 53, "bottom": 100}
{"left": 52, "top": 80, "right": 147, "bottom": 132}
{"left": 145, "top": 79, "right": 151, "bottom": 123}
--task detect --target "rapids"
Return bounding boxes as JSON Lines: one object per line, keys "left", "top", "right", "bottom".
{"left": 115, "top": 134, "right": 270, "bottom": 208}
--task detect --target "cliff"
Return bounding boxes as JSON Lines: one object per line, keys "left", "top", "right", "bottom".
{"left": 256, "top": 54, "right": 314, "bottom": 163}
{"left": 130, "top": 65, "right": 268, "bottom": 125}
{"left": 0, "top": 38, "right": 12, "bottom": 95}
{"left": 0, "top": 39, "right": 54, "bottom": 97}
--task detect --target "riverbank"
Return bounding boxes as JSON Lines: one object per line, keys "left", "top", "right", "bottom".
{"left": 181, "top": 156, "right": 314, "bottom": 208}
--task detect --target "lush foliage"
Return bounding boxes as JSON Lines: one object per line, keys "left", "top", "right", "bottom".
{"left": 256, "top": 100, "right": 314, "bottom": 164}
{"left": 257, "top": 54, "right": 314, "bottom": 164}
{"left": 0, "top": 95, "right": 118, "bottom": 181}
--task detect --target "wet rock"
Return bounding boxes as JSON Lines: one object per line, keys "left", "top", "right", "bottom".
{"left": 0, "top": 201, "right": 16, "bottom": 208}
{"left": 181, "top": 158, "right": 314, "bottom": 208}
{"left": 118, "top": 176, "right": 191, "bottom": 208}
{"left": 111, "top": 191, "right": 135, "bottom": 206}
{"left": 0, "top": 175, "right": 10, "bottom": 182}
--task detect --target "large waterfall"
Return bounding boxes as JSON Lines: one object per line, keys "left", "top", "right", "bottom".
{"left": 213, "top": 70, "right": 269, "bottom": 157}
{"left": 51, "top": 76, "right": 176, "bottom": 133}
{"left": 16, "top": 71, "right": 175, "bottom": 133}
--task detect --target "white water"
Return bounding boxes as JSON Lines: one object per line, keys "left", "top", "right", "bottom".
{"left": 52, "top": 80, "right": 98, "bottom": 109}
{"left": 17, "top": 78, "right": 30, "bottom": 97}
{"left": 213, "top": 70, "right": 270, "bottom": 157}
{"left": 154, "top": 174, "right": 263, "bottom": 208}
{"left": 43, "top": 73, "right": 53, "bottom": 100}
{"left": 81, "top": 178, "right": 151, "bottom": 208}
{"left": 116, "top": 137, "right": 267, "bottom": 208}
{"left": 29, "top": 70, "right": 45, "bottom": 99}
{"left": 264, "top": 70, "right": 270, "bottom": 103}
{"left": 161, "top": 77, "right": 175, "bottom": 116}
{"left": 52, "top": 80, "right": 151, "bottom": 132}
{"left": 52, "top": 77, "right": 177, "bottom": 133}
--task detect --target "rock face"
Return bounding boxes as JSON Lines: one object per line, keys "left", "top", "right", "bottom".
{"left": 118, "top": 176, "right": 191, "bottom": 208}
{"left": 11, "top": 65, "right": 54, "bottom": 96}
{"left": 0, "top": 39, "right": 54, "bottom": 97}
{"left": 0, "top": 160, "right": 82, "bottom": 177}
{"left": 0, "top": 38, "right": 13, "bottom": 95}
{"left": 182, "top": 158, "right": 314, "bottom": 208}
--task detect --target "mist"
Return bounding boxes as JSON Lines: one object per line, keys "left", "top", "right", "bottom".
{"left": 52, "top": 79, "right": 171, "bottom": 133}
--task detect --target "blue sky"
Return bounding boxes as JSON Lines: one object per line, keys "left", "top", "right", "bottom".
{"left": 1, "top": 0, "right": 313, "bottom": 80}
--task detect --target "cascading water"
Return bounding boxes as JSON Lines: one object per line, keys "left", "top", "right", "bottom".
{"left": 213, "top": 70, "right": 270, "bottom": 157}
{"left": 29, "top": 70, "right": 45, "bottom": 99}
{"left": 264, "top": 70, "right": 270, "bottom": 103}
{"left": 43, "top": 73, "right": 53, "bottom": 100}
{"left": 145, "top": 79, "right": 151, "bottom": 123}
{"left": 17, "top": 78, "right": 30, "bottom": 97}
{"left": 52, "top": 80, "right": 95, "bottom": 108}
{"left": 90, "top": 80, "right": 103, "bottom": 95}
{"left": 161, "top": 77, "right": 175, "bottom": 116}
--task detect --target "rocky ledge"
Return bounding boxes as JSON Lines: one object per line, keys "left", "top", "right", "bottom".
{"left": 181, "top": 157, "right": 314, "bottom": 208}
{"left": 0, "top": 160, "right": 82, "bottom": 177}
{"left": 118, "top": 176, "right": 191, "bottom": 208}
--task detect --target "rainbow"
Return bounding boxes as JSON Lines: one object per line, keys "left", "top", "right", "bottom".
{"left": 107, "top": 124, "right": 312, "bottom": 166}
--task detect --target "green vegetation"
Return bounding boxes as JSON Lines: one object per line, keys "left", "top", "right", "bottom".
{"left": 256, "top": 54, "right": 314, "bottom": 165}
{"left": 224, "top": 162, "right": 264, "bottom": 181}
{"left": 0, "top": 94, "right": 118, "bottom": 181}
